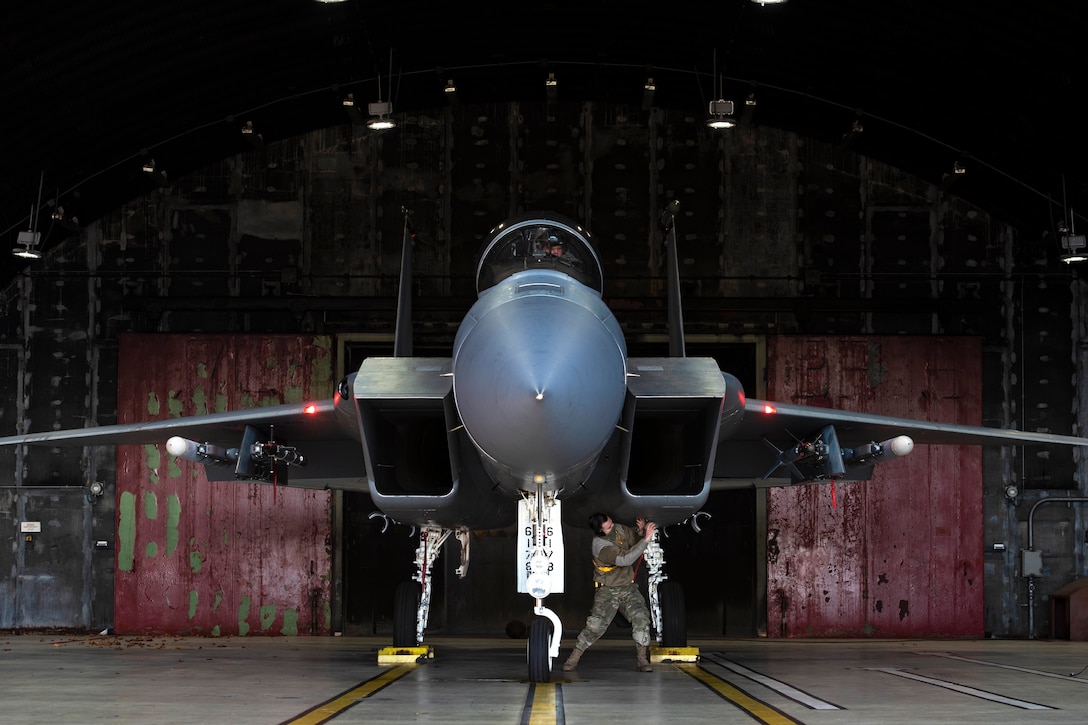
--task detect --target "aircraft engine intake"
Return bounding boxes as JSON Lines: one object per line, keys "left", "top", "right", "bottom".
{"left": 622, "top": 361, "right": 730, "bottom": 490}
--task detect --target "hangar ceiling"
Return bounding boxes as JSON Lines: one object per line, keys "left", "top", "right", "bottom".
{"left": 1, "top": 1, "right": 1085, "bottom": 282}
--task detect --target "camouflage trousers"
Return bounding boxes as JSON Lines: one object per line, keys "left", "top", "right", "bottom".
{"left": 574, "top": 582, "right": 652, "bottom": 649}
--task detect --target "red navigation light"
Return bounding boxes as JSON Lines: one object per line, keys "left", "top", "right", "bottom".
{"left": 303, "top": 404, "right": 317, "bottom": 415}
{"left": 763, "top": 404, "right": 777, "bottom": 414}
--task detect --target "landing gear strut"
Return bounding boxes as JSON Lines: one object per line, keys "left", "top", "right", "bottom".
{"left": 518, "top": 489, "right": 564, "bottom": 682}
{"left": 644, "top": 532, "right": 687, "bottom": 647}
{"left": 392, "top": 524, "right": 470, "bottom": 648}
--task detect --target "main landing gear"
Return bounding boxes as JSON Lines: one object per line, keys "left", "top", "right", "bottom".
{"left": 643, "top": 534, "right": 687, "bottom": 647}
{"left": 392, "top": 524, "right": 471, "bottom": 648}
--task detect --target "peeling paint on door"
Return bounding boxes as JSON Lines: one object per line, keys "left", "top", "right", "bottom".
{"left": 114, "top": 334, "right": 334, "bottom": 636}
{"left": 766, "top": 336, "right": 984, "bottom": 638}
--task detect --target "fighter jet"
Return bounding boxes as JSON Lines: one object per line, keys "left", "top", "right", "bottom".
{"left": 2, "top": 209, "right": 1086, "bottom": 682}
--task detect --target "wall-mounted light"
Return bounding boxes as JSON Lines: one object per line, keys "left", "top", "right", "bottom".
{"left": 443, "top": 79, "right": 459, "bottom": 106}
{"left": 940, "top": 159, "right": 966, "bottom": 191}
{"left": 642, "top": 77, "right": 656, "bottom": 110}
{"left": 89, "top": 481, "right": 104, "bottom": 498}
{"left": 342, "top": 92, "right": 364, "bottom": 123}
{"left": 545, "top": 71, "right": 558, "bottom": 103}
{"left": 241, "top": 120, "right": 264, "bottom": 149}
{"left": 842, "top": 118, "right": 864, "bottom": 148}
{"left": 1004, "top": 483, "right": 1020, "bottom": 501}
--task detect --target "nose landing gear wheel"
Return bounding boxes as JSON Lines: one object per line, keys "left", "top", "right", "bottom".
{"left": 527, "top": 616, "right": 553, "bottom": 682}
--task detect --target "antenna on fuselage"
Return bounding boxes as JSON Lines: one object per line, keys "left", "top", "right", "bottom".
{"left": 660, "top": 199, "right": 685, "bottom": 357}
{"left": 393, "top": 206, "right": 416, "bottom": 357}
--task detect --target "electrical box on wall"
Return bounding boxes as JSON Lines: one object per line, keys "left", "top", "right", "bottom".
{"left": 1022, "top": 549, "right": 1044, "bottom": 577}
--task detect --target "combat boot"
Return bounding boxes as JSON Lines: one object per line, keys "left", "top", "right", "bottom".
{"left": 562, "top": 647, "right": 584, "bottom": 671}
{"left": 636, "top": 645, "right": 653, "bottom": 672}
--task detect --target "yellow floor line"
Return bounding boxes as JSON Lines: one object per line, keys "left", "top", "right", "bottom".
{"left": 524, "top": 682, "right": 562, "bottom": 725}
{"left": 281, "top": 664, "right": 416, "bottom": 725}
{"left": 678, "top": 663, "right": 800, "bottom": 725}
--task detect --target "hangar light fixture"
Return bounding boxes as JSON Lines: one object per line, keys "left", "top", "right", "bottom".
{"left": 12, "top": 230, "right": 42, "bottom": 259}
{"left": 12, "top": 195, "right": 43, "bottom": 259}
{"left": 1059, "top": 220, "right": 1087, "bottom": 264}
{"left": 367, "top": 61, "right": 397, "bottom": 131}
{"left": 366, "top": 101, "right": 396, "bottom": 130}
{"left": 751, "top": 0, "right": 788, "bottom": 4}
{"left": 1057, "top": 178, "right": 1086, "bottom": 264}
{"left": 706, "top": 99, "right": 736, "bottom": 129}
{"left": 706, "top": 50, "right": 736, "bottom": 130}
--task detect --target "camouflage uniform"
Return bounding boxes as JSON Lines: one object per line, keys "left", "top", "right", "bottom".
{"left": 573, "top": 522, "right": 653, "bottom": 649}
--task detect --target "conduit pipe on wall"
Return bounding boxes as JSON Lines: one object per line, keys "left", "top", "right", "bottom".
{"left": 1025, "top": 496, "right": 1088, "bottom": 639}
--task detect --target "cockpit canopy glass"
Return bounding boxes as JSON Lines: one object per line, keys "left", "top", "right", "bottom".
{"left": 476, "top": 217, "right": 603, "bottom": 294}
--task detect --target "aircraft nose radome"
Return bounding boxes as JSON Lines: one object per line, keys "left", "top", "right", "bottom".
{"left": 453, "top": 295, "right": 626, "bottom": 477}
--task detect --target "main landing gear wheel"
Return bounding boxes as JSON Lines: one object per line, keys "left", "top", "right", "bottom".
{"left": 393, "top": 581, "right": 419, "bottom": 647}
{"left": 526, "top": 616, "right": 553, "bottom": 683}
{"left": 659, "top": 580, "right": 687, "bottom": 647}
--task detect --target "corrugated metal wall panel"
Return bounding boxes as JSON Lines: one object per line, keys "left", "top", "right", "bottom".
{"left": 766, "top": 336, "right": 984, "bottom": 637}
{"left": 114, "top": 334, "right": 334, "bottom": 636}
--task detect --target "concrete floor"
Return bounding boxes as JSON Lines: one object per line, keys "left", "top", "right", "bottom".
{"left": 3, "top": 633, "right": 1088, "bottom": 724}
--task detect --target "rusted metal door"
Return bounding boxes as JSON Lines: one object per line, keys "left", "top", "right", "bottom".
{"left": 766, "top": 336, "right": 984, "bottom": 637}
{"left": 114, "top": 334, "right": 334, "bottom": 635}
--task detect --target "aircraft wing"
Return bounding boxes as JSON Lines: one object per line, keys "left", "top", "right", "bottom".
{"left": 0, "top": 399, "right": 369, "bottom": 490}
{"left": 714, "top": 396, "right": 1088, "bottom": 483}
{"left": 737, "top": 397, "right": 1088, "bottom": 447}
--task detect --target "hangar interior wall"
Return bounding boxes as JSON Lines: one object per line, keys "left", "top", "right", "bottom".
{"left": 110, "top": 333, "right": 985, "bottom": 639}
{"left": 1, "top": 100, "right": 1084, "bottom": 638}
